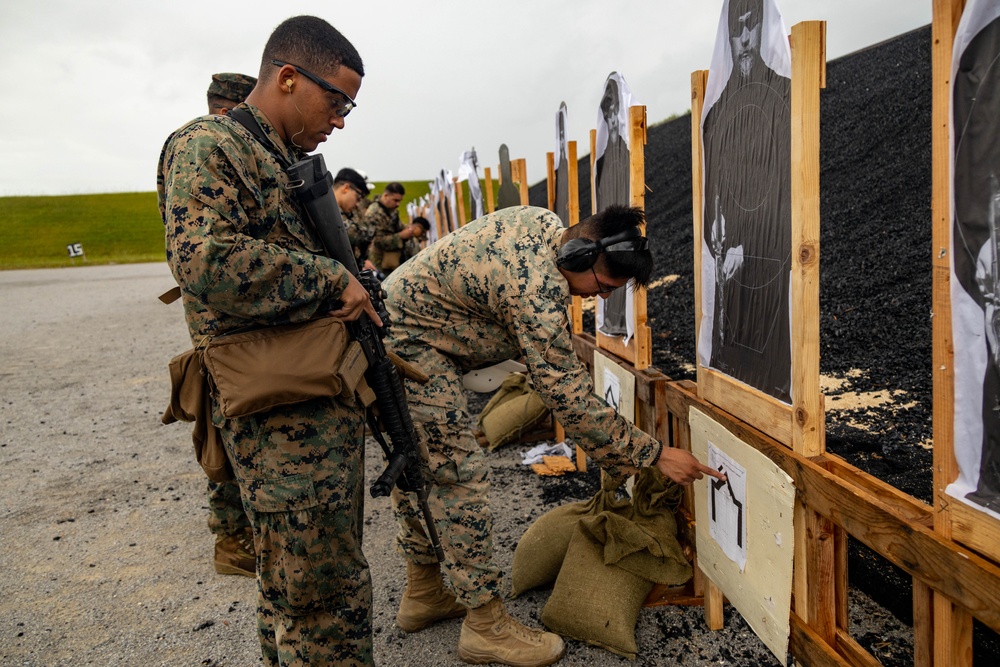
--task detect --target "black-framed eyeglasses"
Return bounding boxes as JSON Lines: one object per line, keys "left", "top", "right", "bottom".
{"left": 271, "top": 59, "right": 357, "bottom": 118}
{"left": 591, "top": 266, "right": 617, "bottom": 295}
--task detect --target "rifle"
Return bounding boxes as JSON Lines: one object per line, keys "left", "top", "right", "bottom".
{"left": 287, "top": 153, "right": 445, "bottom": 561}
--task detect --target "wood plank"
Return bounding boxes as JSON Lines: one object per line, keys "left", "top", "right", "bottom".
{"left": 703, "top": 572, "right": 725, "bottom": 630}
{"left": 454, "top": 177, "right": 466, "bottom": 227}
{"left": 950, "top": 499, "right": 1000, "bottom": 563}
{"left": 931, "top": 0, "right": 961, "bottom": 538}
{"left": 834, "top": 524, "right": 849, "bottom": 631}
{"left": 691, "top": 70, "right": 709, "bottom": 393}
{"left": 514, "top": 158, "right": 529, "bottom": 205}
{"left": 913, "top": 579, "right": 933, "bottom": 667}
{"left": 806, "top": 508, "right": 837, "bottom": 644}
{"left": 699, "top": 367, "right": 793, "bottom": 445}
{"left": 546, "top": 151, "right": 555, "bottom": 211}
{"left": 670, "top": 381, "right": 1000, "bottom": 633}
{"left": 934, "top": 594, "right": 973, "bottom": 667}
{"left": 794, "top": 498, "right": 811, "bottom": 621}
{"left": 629, "top": 105, "right": 647, "bottom": 212}
{"left": 433, "top": 187, "right": 445, "bottom": 240}
{"left": 568, "top": 140, "right": 583, "bottom": 334}
{"left": 484, "top": 166, "right": 494, "bottom": 214}
{"left": 789, "top": 21, "right": 826, "bottom": 458}
{"left": 834, "top": 629, "right": 887, "bottom": 667}
{"left": 631, "top": 119, "right": 651, "bottom": 367}
{"left": 595, "top": 331, "right": 636, "bottom": 369}
{"left": 674, "top": 411, "right": 696, "bottom": 517}
{"left": 819, "top": 454, "right": 934, "bottom": 528}
{"left": 789, "top": 612, "right": 851, "bottom": 667}
{"left": 930, "top": 3, "right": 972, "bottom": 664}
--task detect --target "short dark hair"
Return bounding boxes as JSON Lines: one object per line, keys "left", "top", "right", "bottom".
{"left": 260, "top": 16, "right": 364, "bottom": 80}
{"left": 207, "top": 95, "right": 238, "bottom": 112}
{"left": 384, "top": 182, "right": 405, "bottom": 196}
{"left": 412, "top": 216, "right": 430, "bottom": 231}
{"left": 572, "top": 205, "right": 653, "bottom": 287}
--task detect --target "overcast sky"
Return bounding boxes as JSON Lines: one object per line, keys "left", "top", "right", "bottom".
{"left": 0, "top": 0, "right": 930, "bottom": 197}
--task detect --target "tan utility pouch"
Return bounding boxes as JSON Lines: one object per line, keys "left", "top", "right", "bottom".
{"left": 380, "top": 250, "right": 402, "bottom": 272}
{"left": 202, "top": 317, "right": 360, "bottom": 419}
{"left": 163, "top": 347, "right": 233, "bottom": 482}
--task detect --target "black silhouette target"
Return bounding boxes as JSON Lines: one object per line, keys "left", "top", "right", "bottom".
{"left": 703, "top": 66, "right": 792, "bottom": 403}
{"left": 953, "top": 13, "right": 1000, "bottom": 513}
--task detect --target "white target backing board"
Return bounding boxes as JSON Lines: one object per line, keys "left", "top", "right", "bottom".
{"left": 690, "top": 406, "right": 795, "bottom": 665}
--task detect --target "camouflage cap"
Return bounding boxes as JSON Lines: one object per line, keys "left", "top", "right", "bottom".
{"left": 207, "top": 73, "right": 257, "bottom": 104}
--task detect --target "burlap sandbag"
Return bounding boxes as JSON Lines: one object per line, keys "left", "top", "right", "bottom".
{"left": 510, "top": 473, "right": 629, "bottom": 597}
{"left": 478, "top": 373, "right": 550, "bottom": 450}
{"left": 606, "top": 468, "right": 692, "bottom": 585}
{"left": 540, "top": 519, "right": 652, "bottom": 659}
{"left": 538, "top": 469, "right": 692, "bottom": 659}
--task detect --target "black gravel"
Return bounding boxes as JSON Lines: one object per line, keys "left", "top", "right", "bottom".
{"left": 529, "top": 24, "right": 999, "bottom": 662}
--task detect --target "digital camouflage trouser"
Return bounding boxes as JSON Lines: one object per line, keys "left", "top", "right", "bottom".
{"left": 219, "top": 395, "right": 373, "bottom": 667}
{"left": 207, "top": 478, "right": 250, "bottom": 536}
{"left": 390, "top": 346, "right": 504, "bottom": 610}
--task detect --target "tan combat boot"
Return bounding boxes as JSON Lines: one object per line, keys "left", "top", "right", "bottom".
{"left": 213, "top": 528, "right": 256, "bottom": 578}
{"left": 458, "top": 598, "right": 565, "bottom": 667}
{"left": 396, "top": 561, "right": 467, "bottom": 632}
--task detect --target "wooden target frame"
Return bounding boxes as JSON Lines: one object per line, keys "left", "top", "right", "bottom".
{"left": 691, "top": 23, "right": 826, "bottom": 455}
{"left": 590, "top": 105, "right": 652, "bottom": 370}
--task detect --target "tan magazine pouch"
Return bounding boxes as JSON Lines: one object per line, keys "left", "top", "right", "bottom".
{"left": 202, "top": 317, "right": 358, "bottom": 419}
{"left": 163, "top": 318, "right": 369, "bottom": 482}
{"left": 380, "top": 250, "right": 402, "bottom": 272}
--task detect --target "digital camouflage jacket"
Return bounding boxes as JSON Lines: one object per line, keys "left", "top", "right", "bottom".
{"left": 383, "top": 205, "right": 660, "bottom": 479}
{"left": 157, "top": 104, "right": 351, "bottom": 343}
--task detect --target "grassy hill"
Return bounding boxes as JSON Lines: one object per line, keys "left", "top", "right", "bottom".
{"left": 0, "top": 180, "right": 440, "bottom": 270}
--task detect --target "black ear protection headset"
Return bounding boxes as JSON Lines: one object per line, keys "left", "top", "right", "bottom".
{"left": 556, "top": 226, "right": 648, "bottom": 273}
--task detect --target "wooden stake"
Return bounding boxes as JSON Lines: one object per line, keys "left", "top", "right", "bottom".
{"left": 691, "top": 69, "right": 708, "bottom": 394}
{"left": 515, "top": 158, "right": 529, "bottom": 205}
{"left": 568, "top": 140, "right": 583, "bottom": 335}
{"left": 931, "top": 1, "right": 974, "bottom": 665}
{"left": 484, "top": 166, "right": 495, "bottom": 214}
{"left": 789, "top": 20, "right": 826, "bottom": 458}
{"left": 546, "top": 151, "right": 555, "bottom": 211}
{"left": 454, "top": 177, "right": 466, "bottom": 227}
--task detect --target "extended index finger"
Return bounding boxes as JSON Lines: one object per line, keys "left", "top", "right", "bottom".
{"left": 702, "top": 463, "right": 727, "bottom": 481}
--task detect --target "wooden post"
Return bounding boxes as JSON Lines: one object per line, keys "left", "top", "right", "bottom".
{"left": 432, "top": 188, "right": 445, "bottom": 241}
{"left": 931, "top": 1, "right": 974, "bottom": 666}
{"left": 515, "top": 158, "right": 529, "bottom": 205}
{"left": 568, "top": 139, "right": 583, "bottom": 335}
{"left": 691, "top": 69, "right": 708, "bottom": 393}
{"left": 454, "top": 177, "right": 467, "bottom": 227}
{"left": 631, "top": 105, "right": 650, "bottom": 370}
{"left": 484, "top": 166, "right": 495, "bottom": 214}
{"left": 590, "top": 129, "right": 597, "bottom": 217}
{"left": 789, "top": 20, "right": 825, "bottom": 458}
{"left": 546, "top": 151, "right": 555, "bottom": 211}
